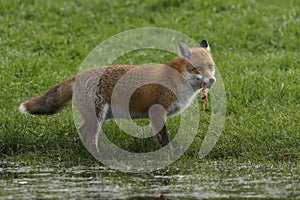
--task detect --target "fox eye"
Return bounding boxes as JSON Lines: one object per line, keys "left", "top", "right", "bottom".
{"left": 197, "top": 66, "right": 204, "bottom": 71}
{"left": 208, "top": 65, "right": 214, "bottom": 70}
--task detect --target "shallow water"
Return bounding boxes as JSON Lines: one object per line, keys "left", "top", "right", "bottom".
{"left": 0, "top": 161, "right": 299, "bottom": 199}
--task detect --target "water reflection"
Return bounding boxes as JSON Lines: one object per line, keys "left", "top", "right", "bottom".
{"left": 0, "top": 161, "right": 298, "bottom": 199}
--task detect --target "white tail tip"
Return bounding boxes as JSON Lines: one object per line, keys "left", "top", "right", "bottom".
{"left": 19, "top": 103, "right": 31, "bottom": 115}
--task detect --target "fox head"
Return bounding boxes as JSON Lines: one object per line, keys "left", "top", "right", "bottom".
{"left": 178, "top": 40, "right": 216, "bottom": 89}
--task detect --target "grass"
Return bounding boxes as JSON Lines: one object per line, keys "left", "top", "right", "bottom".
{"left": 0, "top": 0, "right": 299, "bottom": 167}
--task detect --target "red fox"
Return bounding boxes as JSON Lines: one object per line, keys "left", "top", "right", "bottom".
{"left": 19, "top": 40, "right": 216, "bottom": 149}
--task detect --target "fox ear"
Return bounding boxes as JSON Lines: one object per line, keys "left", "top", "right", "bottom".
{"left": 200, "top": 40, "right": 210, "bottom": 51}
{"left": 178, "top": 41, "right": 190, "bottom": 59}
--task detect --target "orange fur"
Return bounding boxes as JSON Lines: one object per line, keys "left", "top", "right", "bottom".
{"left": 20, "top": 41, "right": 216, "bottom": 147}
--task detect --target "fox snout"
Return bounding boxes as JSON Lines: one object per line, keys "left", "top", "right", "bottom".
{"left": 196, "top": 75, "right": 216, "bottom": 88}
{"left": 208, "top": 77, "right": 216, "bottom": 84}
{"left": 207, "top": 77, "right": 216, "bottom": 88}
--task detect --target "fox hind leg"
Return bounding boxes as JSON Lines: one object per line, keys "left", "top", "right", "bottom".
{"left": 78, "top": 102, "right": 109, "bottom": 158}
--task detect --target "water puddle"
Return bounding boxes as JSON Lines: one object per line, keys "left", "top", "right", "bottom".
{"left": 0, "top": 161, "right": 299, "bottom": 199}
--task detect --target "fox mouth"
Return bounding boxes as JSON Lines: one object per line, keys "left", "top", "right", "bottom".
{"left": 198, "top": 77, "right": 216, "bottom": 89}
{"left": 199, "top": 81, "right": 206, "bottom": 89}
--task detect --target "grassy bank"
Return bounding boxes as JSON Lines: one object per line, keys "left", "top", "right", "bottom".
{"left": 0, "top": 0, "right": 299, "bottom": 166}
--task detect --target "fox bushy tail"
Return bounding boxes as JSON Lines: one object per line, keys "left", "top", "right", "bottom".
{"left": 19, "top": 76, "right": 76, "bottom": 115}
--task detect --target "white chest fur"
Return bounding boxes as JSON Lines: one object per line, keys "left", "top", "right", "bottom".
{"left": 166, "top": 83, "right": 199, "bottom": 116}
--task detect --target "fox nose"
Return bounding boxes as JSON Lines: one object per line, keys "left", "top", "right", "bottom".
{"left": 209, "top": 78, "right": 215, "bottom": 84}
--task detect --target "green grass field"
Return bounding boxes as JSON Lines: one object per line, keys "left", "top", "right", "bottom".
{"left": 0, "top": 0, "right": 299, "bottom": 166}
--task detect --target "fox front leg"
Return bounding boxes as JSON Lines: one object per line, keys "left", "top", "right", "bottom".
{"left": 149, "top": 104, "right": 170, "bottom": 146}
{"left": 157, "top": 124, "right": 170, "bottom": 146}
